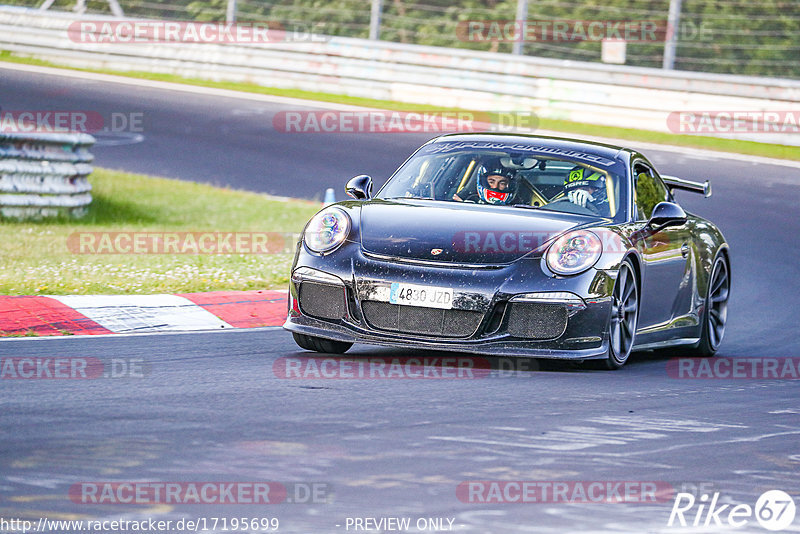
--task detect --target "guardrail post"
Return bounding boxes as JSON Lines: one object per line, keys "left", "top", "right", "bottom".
{"left": 226, "top": 0, "right": 237, "bottom": 24}
{"left": 107, "top": 0, "right": 124, "bottom": 17}
{"left": 512, "top": 0, "right": 528, "bottom": 55}
{"left": 662, "top": 0, "right": 683, "bottom": 70}
{"left": 369, "top": 0, "right": 383, "bottom": 40}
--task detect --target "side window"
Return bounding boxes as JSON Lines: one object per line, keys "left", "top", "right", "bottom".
{"left": 633, "top": 162, "right": 669, "bottom": 220}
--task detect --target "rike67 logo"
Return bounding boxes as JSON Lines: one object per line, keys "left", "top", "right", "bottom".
{"left": 668, "top": 490, "right": 796, "bottom": 531}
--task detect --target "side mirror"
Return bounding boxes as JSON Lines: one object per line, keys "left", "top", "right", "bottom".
{"left": 649, "top": 201, "right": 687, "bottom": 230}
{"left": 345, "top": 175, "right": 373, "bottom": 200}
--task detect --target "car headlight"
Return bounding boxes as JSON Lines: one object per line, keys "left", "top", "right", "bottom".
{"left": 545, "top": 230, "right": 602, "bottom": 275}
{"left": 304, "top": 207, "right": 351, "bottom": 253}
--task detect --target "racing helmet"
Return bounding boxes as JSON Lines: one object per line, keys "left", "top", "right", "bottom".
{"left": 476, "top": 164, "right": 517, "bottom": 205}
{"left": 564, "top": 166, "right": 607, "bottom": 199}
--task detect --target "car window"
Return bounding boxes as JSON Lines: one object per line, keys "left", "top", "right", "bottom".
{"left": 378, "top": 148, "right": 624, "bottom": 220}
{"left": 633, "top": 162, "right": 669, "bottom": 220}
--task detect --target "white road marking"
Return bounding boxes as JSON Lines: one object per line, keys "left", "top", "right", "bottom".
{"left": 92, "top": 132, "right": 145, "bottom": 147}
{"left": 49, "top": 294, "right": 232, "bottom": 333}
{"left": 430, "top": 417, "right": 747, "bottom": 452}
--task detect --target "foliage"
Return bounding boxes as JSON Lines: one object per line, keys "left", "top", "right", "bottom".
{"left": 6, "top": 0, "right": 799, "bottom": 77}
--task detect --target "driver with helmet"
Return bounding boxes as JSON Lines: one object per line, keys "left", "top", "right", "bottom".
{"left": 563, "top": 165, "right": 609, "bottom": 214}
{"left": 453, "top": 164, "right": 518, "bottom": 205}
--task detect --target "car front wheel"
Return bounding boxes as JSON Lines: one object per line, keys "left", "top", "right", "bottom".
{"left": 601, "top": 258, "right": 639, "bottom": 370}
{"left": 292, "top": 332, "right": 353, "bottom": 354}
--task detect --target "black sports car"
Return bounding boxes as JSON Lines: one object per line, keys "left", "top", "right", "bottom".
{"left": 284, "top": 133, "right": 730, "bottom": 369}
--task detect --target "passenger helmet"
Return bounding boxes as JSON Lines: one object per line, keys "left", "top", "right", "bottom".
{"left": 477, "top": 165, "right": 517, "bottom": 205}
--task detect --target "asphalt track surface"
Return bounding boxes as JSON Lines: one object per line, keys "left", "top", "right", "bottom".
{"left": 2, "top": 66, "right": 800, "bottom": 533}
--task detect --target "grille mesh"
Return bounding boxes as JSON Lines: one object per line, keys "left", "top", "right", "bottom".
{"left": 362, "top": 301, "right": 482, "bottom": 338}
{"left": 298, "top": 282, "right": 346, "bottom": 320}
{"left": 506, "top": 302, "right": 568, "bottom": 339}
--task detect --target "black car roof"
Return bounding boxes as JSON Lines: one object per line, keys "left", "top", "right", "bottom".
{"left": 427, "top": 133, "right": 632, "bottom": 172}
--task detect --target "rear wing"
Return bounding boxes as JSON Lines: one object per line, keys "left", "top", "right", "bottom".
{"left": 661, "top": 175, "right": 712, "bottom": 198}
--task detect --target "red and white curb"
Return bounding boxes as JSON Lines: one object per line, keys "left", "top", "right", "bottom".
{"left": 0, "top": 290, "right": 287, "bottom": 337}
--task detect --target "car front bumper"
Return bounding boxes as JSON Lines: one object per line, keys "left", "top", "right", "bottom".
{"left": 283, "top": 243, "right": 615, "bottom": 360}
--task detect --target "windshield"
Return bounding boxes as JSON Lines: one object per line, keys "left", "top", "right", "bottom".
{"left": 378, "top": 145, "right": 625, "bottom": 219}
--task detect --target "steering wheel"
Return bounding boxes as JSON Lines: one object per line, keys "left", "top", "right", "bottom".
{"left": 547, "top": 197, "right": 602, "bottom": 216}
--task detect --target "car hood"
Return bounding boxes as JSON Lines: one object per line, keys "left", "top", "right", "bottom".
{"left": 358, "top": 200, "right": 586, "bottom": 264}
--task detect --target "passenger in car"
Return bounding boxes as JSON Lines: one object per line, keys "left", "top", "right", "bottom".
{"left": 453, "top": 165, "right": 520, "bottom": 205}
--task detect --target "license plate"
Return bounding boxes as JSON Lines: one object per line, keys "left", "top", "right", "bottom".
{"left": 389, "top": 283, "right": 453, "bottom": 309}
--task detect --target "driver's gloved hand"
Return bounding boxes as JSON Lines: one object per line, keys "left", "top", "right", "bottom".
{"left": 568, "top": 189, "right": 594, "bottom": 207}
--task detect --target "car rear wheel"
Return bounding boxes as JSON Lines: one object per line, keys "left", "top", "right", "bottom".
{"left": 292, "top": 332, "right": 353, "bottom": 354}
{"left": 601, "top": 259, "right": 639, "bottom": 370}
{"left": 685, "top": 253, "right": 729, "bottom": 358}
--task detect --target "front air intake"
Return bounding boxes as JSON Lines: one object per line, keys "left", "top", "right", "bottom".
{"left": 361, "top": 301, "right": 482, "bottom": 338}
{"left": 505, "top": 302, "right": 568, "bottom": 340}
{"left": 298, "top": 282, "right": 347, "bottom": 320}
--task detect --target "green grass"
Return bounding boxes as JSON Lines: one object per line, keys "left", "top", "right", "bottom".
{"left": 0, "top": 168, "right": 321, "bottom": 295}
{"left": 2, "top": 50, "right": 798, "bottom": 162}
{"left": 2, "top": 330, "right": 40, "bottom": 337}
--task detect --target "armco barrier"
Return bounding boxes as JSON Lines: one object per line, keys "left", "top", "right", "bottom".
{"left": 0, "top": 132, "right": 95, "bottom": 219}
{"left": 1, "top": 6, "right": 799, "bottom": 145}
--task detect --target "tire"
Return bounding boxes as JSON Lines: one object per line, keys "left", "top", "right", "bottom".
{"left": 684, "top": 253, "right": 730, "bottom": 358}
{"left": 292, "top": 332, "right": 353, "bottom": 354}
{"left": 598, "top": 258, "right": 640, "bottom": 370}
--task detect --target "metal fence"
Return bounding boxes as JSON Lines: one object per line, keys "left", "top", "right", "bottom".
{"left": 0, "top": 132, "right": 95, "bottom": 219}
{"left": 6, "top": 0, "right": 799, "bottom": 79}
{"left": 2, "top": 7, "right": 799, "bottom": 147}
